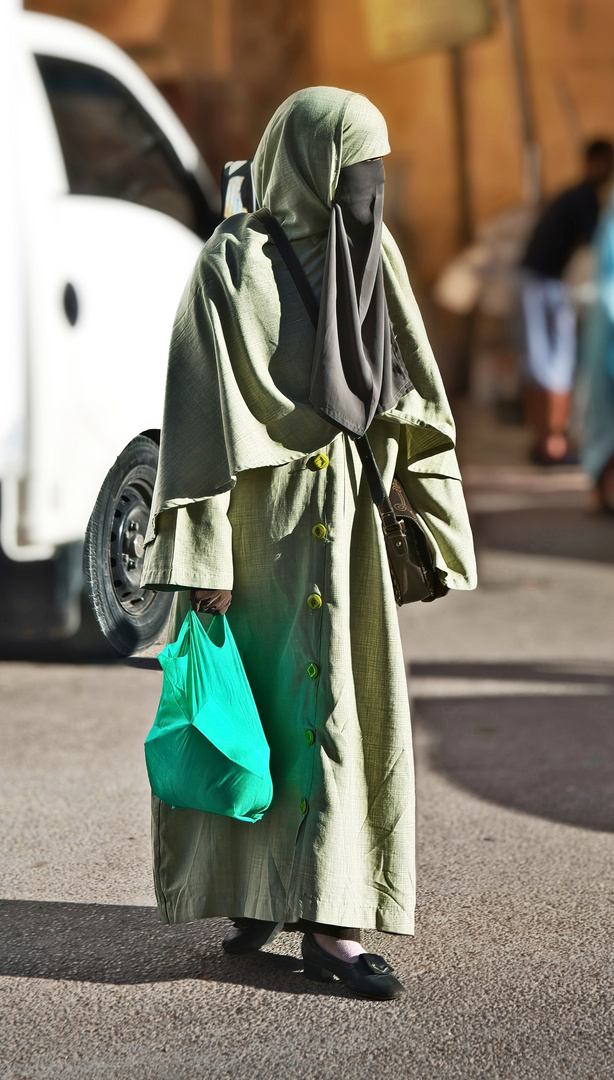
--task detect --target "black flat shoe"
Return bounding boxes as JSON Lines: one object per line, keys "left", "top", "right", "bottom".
{"left": 222, "top": 918, "right": 284, "bottom": 955}
{"left": 301, "top": 932, "right": 405, "bottom": 1000}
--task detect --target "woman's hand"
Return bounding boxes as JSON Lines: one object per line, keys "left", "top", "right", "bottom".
{"left": 190, "top": 588, "right": 232, "bottom": 615}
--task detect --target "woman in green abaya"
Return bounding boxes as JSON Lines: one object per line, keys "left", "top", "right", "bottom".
{"left": 142, "top": 87, "right": 476, "bottom": 1000}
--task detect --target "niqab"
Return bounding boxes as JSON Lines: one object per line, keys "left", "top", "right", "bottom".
{"left": 310, "top": 158, "right": 412, "bottom": 436}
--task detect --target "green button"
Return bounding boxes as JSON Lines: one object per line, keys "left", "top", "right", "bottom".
{"left": 307, "top": 593, "right": 322, "bottom": 611}
{"left": 300, "top": 797, "right": 308, "bottom": 813}
{"left": 313, "top": 453, "right": 329, "bottom": 470}
{"left": 312, "top": 523, "right": 327, "bottom": 541}
{"left": 307, "top": 662, "right": 319, "bottom": 679}
{"left": 305, "top": 729, "right": 315, "bottom": 746}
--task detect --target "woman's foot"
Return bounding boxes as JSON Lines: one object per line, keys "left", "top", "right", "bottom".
{"left": 222, "top": 918, "right": 284, "bottom": 955}
{"left": 530, "top": 442, "right": 577, "bottom": 466}
{"left": 524, "top": 387, "right": 574, "bottom": 465}
{"left": 302, "top": 932, "right": 405, "bottom": 1000}
{"left": 313, "top": 933, "right": 365, "bottom": 961}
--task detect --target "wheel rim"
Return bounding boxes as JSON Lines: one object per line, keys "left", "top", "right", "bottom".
{"left": 108, "top": 472, "right": 156, "bottom": 617}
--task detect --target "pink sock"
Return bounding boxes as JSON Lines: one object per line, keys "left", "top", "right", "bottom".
{"left": 314, "top": 933, "right": 365, "bottom": 962}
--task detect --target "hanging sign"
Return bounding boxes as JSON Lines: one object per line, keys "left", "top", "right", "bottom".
{"left": 362, "top": 0, "right": 493, "bottom": 59}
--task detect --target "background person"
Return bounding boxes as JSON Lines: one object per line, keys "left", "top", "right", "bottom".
{"left": 580, "top": 188, "right": 614, "bottom": 512}
{"left": 141, "top": 87, "right": 476, "bottom": 1000}
{"left": 516, "top": 138, "right": 614, "bottom": 464}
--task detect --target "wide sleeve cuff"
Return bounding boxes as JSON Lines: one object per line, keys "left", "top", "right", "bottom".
{"left": 141, "top": 492, "right": 233, "bottom": 591}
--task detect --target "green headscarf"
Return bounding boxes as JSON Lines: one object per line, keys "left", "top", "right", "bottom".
{"left": 253, "top": 86, "right": 390, "bottom": 239}
{"left": 146, "top": 87, "right": 460, "bottom": 542}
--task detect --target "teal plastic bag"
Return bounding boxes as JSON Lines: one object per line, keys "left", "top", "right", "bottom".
{"left": 144, "top": 610, "right": 273, "bottom": 822}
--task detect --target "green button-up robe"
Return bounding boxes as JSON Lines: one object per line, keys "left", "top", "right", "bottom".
{"left": 141, "top": 88, "right": 476, "bottom": 935}
{"left": 145, "top": 420, "right": 475, "bottom": 934}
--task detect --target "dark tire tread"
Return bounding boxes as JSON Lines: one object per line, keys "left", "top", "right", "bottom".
{"left": 83, "top": 435, "right": 172, "bottom": 656}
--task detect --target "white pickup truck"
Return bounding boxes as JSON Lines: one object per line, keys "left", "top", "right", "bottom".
{"left": 0, "top": 7, "right": 220, "bottom": 654}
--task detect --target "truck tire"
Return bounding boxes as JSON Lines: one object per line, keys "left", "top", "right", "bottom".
{"left": 83, "top": 435, "right": 172, "bottom": 656}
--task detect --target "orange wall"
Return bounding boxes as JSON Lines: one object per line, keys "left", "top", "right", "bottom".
{"left": 26, "top": 0, "right": 614, "bottom": 283}
{"left": 313, "top": 0, "right": 614, "bottom": 280}
{"left": 313, "top": 0, "right": 467, "bottom": 279}
{"left": 519, "top": 0, "right": 614, "bottom": 190}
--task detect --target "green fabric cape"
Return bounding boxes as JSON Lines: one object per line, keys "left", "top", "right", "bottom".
{"left": 145, "top": 86, "right": 475, "bottom": 589}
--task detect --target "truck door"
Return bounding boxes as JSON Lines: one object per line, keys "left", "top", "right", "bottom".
{"left": 25, "top": 53, "right": 213, "bottom": 549}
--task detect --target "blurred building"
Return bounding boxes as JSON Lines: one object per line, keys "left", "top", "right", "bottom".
{"left": 25, "top": 0, "right": 614, "bottom": 287}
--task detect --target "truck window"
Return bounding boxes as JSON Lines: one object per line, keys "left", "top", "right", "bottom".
{"left": 35, "top": 55, "right": 218, "bottom": 240}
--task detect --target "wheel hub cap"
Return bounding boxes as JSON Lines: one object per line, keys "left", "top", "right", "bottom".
{"left": 109, "top": 484, "right": 155, "bottom": 614}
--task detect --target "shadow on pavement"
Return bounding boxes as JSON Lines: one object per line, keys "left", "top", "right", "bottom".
{"left": 0, "top": 649, "right": 162, "bottom": 668}
{"left": 472, "top": 506, "right": 614, "bottom": 565}
{"left": 123, "top": 656, "right": 162, "bottom": 670}
{"left": 0, "top": 900, "right": 344, "bottom": 994}
{"left": 411, "top": 661, "right": 614, "bottom": 833}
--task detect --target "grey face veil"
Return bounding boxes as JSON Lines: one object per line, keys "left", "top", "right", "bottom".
{"left": 310, "top": 158, "right": 412, "bottom": 436}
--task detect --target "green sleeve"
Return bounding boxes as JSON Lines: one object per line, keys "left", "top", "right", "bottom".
{"left": 141, "top": 492, "right": 233, "bottom": 591}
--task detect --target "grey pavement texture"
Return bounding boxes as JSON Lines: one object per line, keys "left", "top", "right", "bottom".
{"left": 2, "top": 422, "right": 614, "bottom": 1079}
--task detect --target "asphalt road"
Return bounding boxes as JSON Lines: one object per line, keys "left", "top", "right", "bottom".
{"left": 2, "top": 462, "right": 614, "bottom": 1080}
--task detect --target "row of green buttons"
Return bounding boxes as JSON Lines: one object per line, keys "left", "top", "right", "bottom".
{"left": 304, "top": 452, "right": 327, "bottom": 815}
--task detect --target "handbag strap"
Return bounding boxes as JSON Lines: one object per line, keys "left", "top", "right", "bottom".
{"left": 253, "top": 206, "right": 396, "bottom": 522}
{"left": 254, "top": 208, "right": 320, "bottom": 331}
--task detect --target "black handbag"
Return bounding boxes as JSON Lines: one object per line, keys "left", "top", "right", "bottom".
{"left": 254, "top": 207, "right": 447, "bottom": 606}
